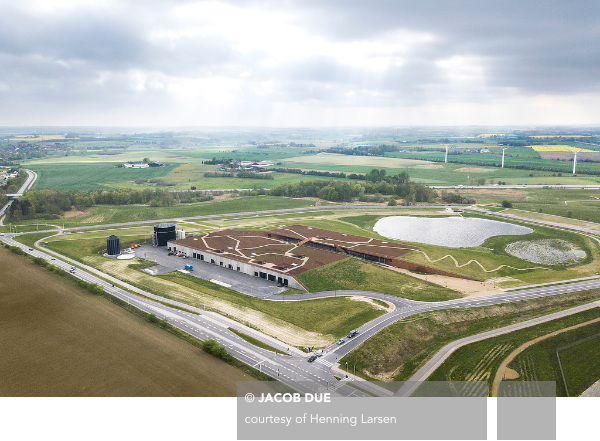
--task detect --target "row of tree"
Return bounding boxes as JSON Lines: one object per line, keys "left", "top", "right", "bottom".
{"left": 270, "top": 169, "right": 437, "bottom": 203}
{"left": 7, "top": 188, "right": 214, "bottom": 221}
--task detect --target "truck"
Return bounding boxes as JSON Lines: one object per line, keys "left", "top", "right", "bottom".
{"left": 184, "top": 264, "right": 193, "bottom": 271}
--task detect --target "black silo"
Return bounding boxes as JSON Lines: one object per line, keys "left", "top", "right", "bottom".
{"left": 154, "top": 223, "right": 176, "bottom": 246}
{"left": 106, "top": 235, "right": 120, "bottom": 255}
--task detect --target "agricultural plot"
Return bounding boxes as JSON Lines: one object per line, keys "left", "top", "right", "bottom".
{"left": 531, "top": 145, "right": 595, "bottom": 153}
{"left": 282, "top": 152, "right": 600, "bottom": 185}
{"left": 0, "top": 246, "right": 253, "bottom": 397}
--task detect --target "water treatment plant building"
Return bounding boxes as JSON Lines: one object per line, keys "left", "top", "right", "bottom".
{"left": 167, "top": 225, "right": 418, "bottom": 289}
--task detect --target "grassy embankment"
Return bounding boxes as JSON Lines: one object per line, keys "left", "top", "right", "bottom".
{"left": 340, "top": 290, "right": 600, "bottom": 383}
{"left": 428, "top": 307, "right": 600, "bottom": 397}
{"left": 296, "top": 258, "right": 461, "bottom": 302}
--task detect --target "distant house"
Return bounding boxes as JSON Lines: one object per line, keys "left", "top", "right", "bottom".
{"left": 479, "top": 148, "right": 491, "bottom": 153}
{"left": 124, "top": 162, "right": 149, "bottom": 168}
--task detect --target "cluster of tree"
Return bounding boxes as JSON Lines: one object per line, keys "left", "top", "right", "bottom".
{"left": 202, "top": 157, "right": 232, "bottom": 165}
{"left": 440, "top": 190, "right": 475, "bottom": 205}
{"left": 270, "top": 180, "right": 363, "bottom": 202}
{"left": 237, "top": 172, "right": 274, "bottom": 180}
{"left": 270, "top": 167, "right": 363, "bottom": 180}
{"left": 327, "top": 144, "right": 399, "bottom": 157}
{"left": 0, "top": 169, "right": 26, "bottom": 194}
{"left": 270, "top": 169, "right": 437, "bottom": 204}
{"left": 7, "top": 188, "right": 213, "bottom": 221}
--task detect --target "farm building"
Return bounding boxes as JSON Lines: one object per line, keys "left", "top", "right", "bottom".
{"left": 167, "top": 225, "right": 417, "bottom": 289}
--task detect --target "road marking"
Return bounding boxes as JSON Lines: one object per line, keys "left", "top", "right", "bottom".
{"left": 317, "top": 359, "right": 334, "bottom": 367}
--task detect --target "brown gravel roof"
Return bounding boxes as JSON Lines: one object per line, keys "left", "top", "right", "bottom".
{"left": 170, "top": 225, "right": 416, "bottom": 275}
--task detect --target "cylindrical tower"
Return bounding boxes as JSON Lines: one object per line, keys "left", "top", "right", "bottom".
{"left": 106, "top": 235, "right": 120, "bottom": 255}
{"left": 154, "top": 223, "right": 176, "bottom": 246}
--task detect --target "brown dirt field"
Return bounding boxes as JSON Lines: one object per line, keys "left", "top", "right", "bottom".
{"left": 61, "top": 210, "right": 92, "bottom": 218}
{"left": 0, "top": 246, "right": 254, "bottom": 397}
{"left": 454, "top": 167, "right": 486, "bottom": 173}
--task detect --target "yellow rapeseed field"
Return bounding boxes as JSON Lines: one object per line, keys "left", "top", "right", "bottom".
{"left": 531, "top": 145, "right": 595, "bottom": 153}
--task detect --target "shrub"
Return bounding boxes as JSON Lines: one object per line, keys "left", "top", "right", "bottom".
{"left": 501, "top": 200, "right": 513, "bottom": 208}
{"left": 201, "top": 339, "right": 233, "bottom": 362}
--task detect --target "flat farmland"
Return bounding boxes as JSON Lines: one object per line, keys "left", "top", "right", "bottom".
{"left": 0, "top": 246, "right": 254, "bottom": 396}
{"left": 280, "top": 153, "right": 599, "bottom": 185}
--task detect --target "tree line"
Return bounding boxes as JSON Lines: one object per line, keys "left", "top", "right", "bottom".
{"left": 270, "top": 169, "right": 437, "bottom": 204}
{"left": 7, "top": 188, "right": 213, "bottom": 221}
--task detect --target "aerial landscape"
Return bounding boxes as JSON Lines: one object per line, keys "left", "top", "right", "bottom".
{"left": 1, "top": 1, "right": 599, "bottom": 440}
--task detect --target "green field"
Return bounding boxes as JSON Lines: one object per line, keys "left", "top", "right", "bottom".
{"left": 9, "top": 195, "right": 322, "bottom": 229}
{"left": 428, "top": 307, "right": 600, "bottom": 396}
{"left": 340, "top": 291, "right": 600, "bottom": 383}
{"left": 28, "top": 162, "right": 177, "bottom": 191}
{"left": 296, "top": 258, "right": 461, "bottom": 301}
{"left": 280, "top": 153, "right": 600, "bottom": 185}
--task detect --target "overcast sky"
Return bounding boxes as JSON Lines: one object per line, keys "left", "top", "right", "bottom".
{"left": 1, "top": 0, "right": 599, "bottom": 127}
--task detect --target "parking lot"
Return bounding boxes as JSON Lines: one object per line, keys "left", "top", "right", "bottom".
{"left": 134, "top": 245, "right": 289, "bottom": 298}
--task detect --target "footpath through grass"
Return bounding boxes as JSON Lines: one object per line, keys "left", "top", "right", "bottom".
{"left": 428, "top": 307, "right": 600, "bottom": 396}
{"left": 296, "top": 258, "right": 461, "bottom": 302}
{"left": 340, "top": 290, "right": 600, "bottom": 383}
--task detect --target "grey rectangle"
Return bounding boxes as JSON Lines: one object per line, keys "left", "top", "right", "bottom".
{"left": 498, "top": 382, "right": 556, "bottom": 440}
{"left": 238, "top": 382, "right": 487, "bottom": 440}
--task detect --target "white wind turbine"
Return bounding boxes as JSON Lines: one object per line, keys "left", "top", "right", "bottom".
{"left": 501, "top": 147, "right": 509, "bottom": 168}
{"left": 573, "top": 149, "right": 582, "bottom": 175}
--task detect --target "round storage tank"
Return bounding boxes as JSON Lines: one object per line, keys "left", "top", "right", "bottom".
{"left": 154, "top": 223, "right": 176, "bottom": 246}
{"left": 106, "top": 235, "right": 120, "bottom": 256}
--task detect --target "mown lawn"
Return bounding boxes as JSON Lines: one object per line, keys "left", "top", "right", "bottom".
{"left": 296, "top": 257, "right": 461, "bottom": 301}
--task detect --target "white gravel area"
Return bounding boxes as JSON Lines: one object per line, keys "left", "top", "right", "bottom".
{"left": 505, "top": 239, "right": 586, "bottom": 265}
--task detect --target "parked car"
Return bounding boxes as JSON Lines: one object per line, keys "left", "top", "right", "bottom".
{"left": 336, "top": 339, "right": 345, "bottom": 345}
{"left": 168, "top": 252, "right": 175, "bottom": 256}
{"left": 347, "top": 330, "right": 358, "bottom": 338}
{"left": 307, "top": 355, "right": 318, "bottom": 363}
